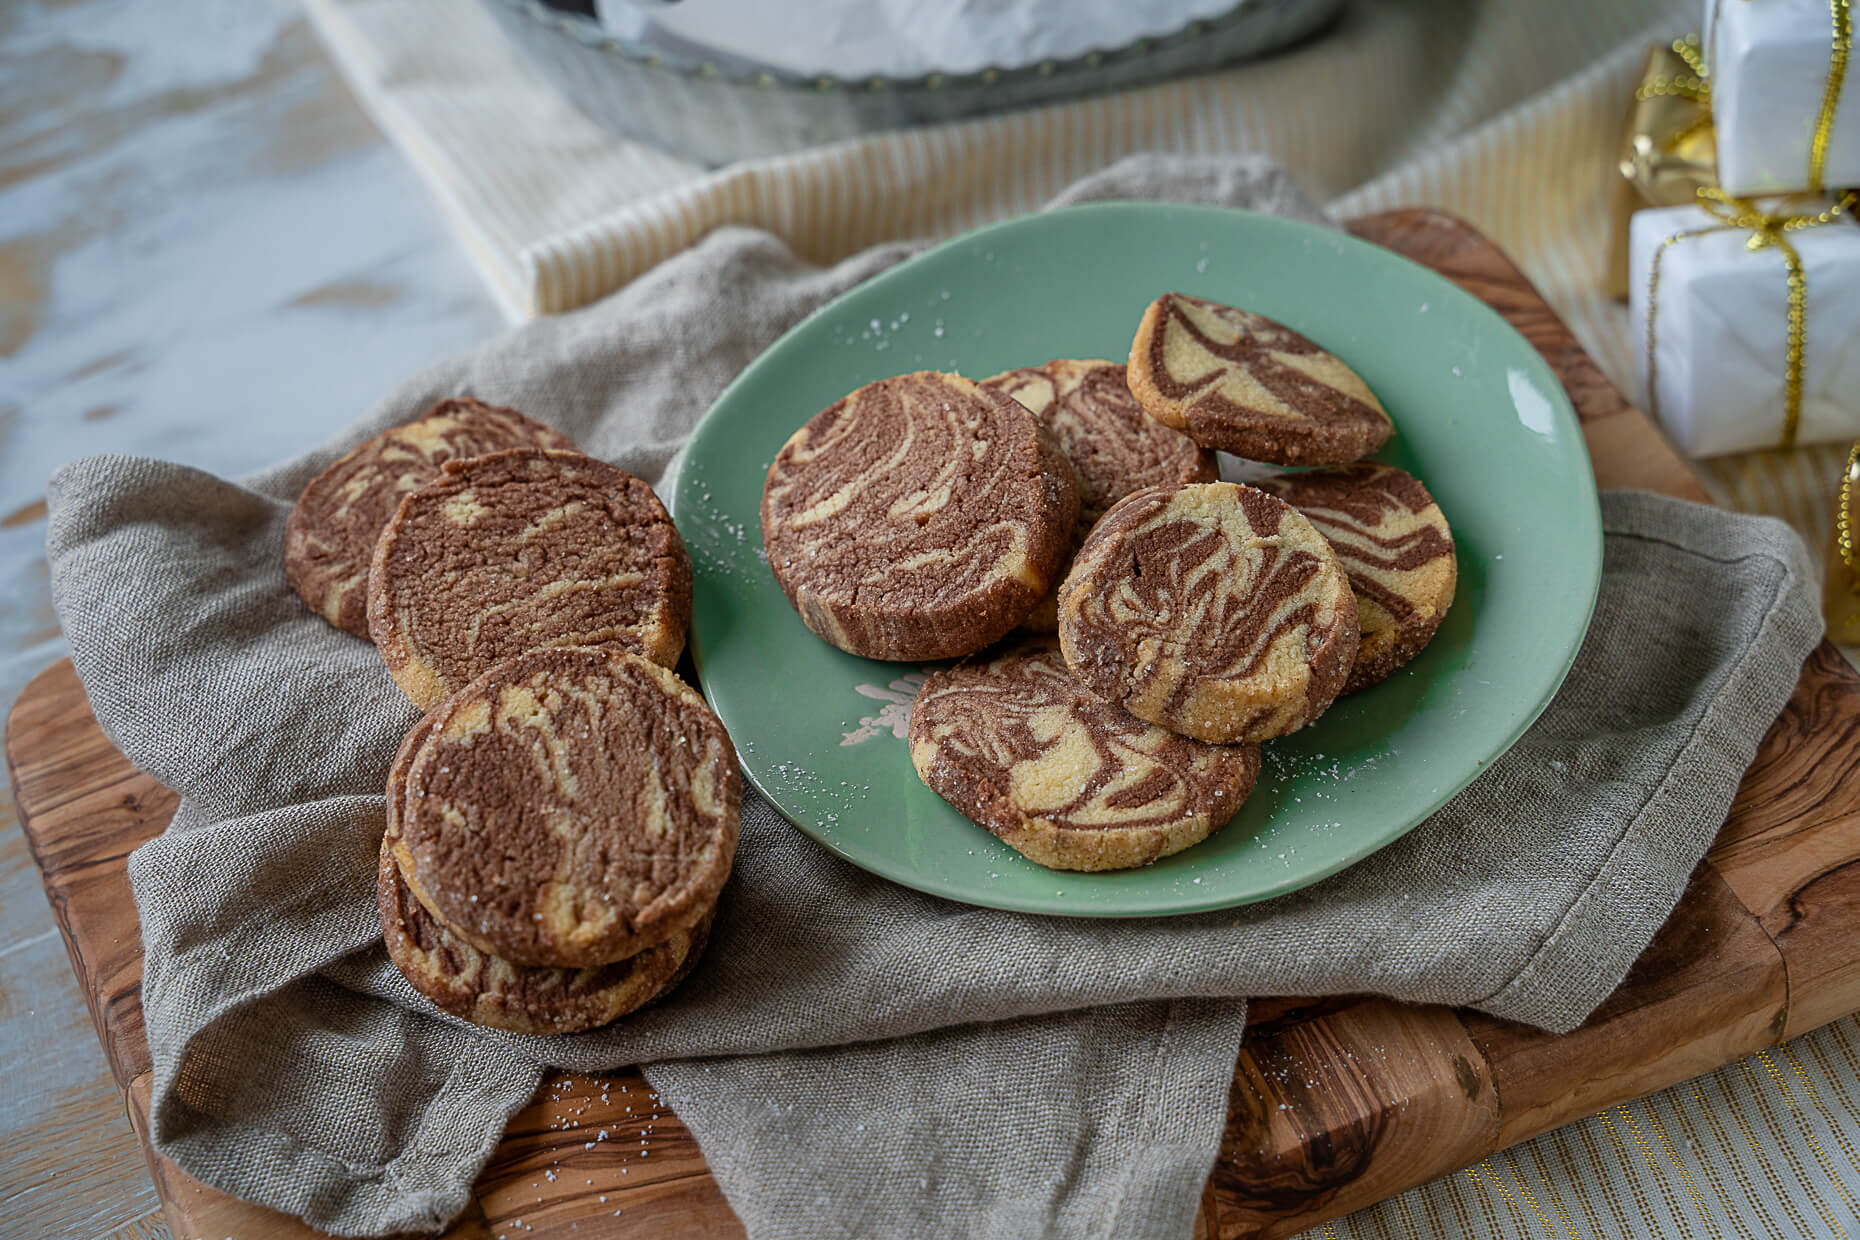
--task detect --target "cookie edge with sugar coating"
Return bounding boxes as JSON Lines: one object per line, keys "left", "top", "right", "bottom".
{"left": 1126, "top": 293, "right": 1394, "bottom": 466}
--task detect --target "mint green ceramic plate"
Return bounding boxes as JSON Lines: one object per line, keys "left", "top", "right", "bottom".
{"left": 673, "top": 204, "right": 1601, "bottom": 917}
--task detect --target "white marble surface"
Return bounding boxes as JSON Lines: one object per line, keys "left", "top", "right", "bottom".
{"left": 0, "top": 2, "right": 500, "bottom": 1235}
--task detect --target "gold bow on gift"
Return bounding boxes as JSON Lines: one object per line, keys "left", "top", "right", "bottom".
{"left": 1608, "top": 38, "right": 1719, "bottom": 298}
{"left": 1644, "top": 187, "right": 1859, "bottom": 449}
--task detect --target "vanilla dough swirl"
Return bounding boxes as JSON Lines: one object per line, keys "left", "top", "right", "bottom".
{"left": 1254, "top": 463, "right": 1457, "bottom": 693}
{"left": 1057, "top": 481, "right": 1358, "bottom": 744}
{"left": 910, "top": 642, "right": 1260, "bottom": 871}
{"left": 761, "top": 371, "right": 1079, "bottom": 661}
{"left": 1127, "top": 292, "right": 1394, "bottom": 466}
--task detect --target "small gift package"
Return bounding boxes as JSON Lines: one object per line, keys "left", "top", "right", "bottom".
{"left": 1607, "top": 38, "right": 1718, "bottom": 298}
{"left": 1705, "top": 0, "right": 1858, "bottom": 196}
{"left": 1629, "top": 191, "right": 1860, "bottom": 457}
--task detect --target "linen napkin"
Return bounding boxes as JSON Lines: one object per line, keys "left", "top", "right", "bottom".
{"left": 44, "top": 157, "right": 1822, "bottom": 1239}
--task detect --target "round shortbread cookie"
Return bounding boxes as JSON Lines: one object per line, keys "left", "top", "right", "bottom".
{"left": 368, "top": 449, "right": 691, "bottom": 711}
{"left": 1057, "top": 481, "right": 1358, "bottom": 744}
{"left": 378, "top": 841, "right": 711, "bottom": 1034}
{"left": 392, "top": 645, "right": 739, "bottom": 967}
{"left": 1252, "top": 464, "right": 1457, "bottom": 694}
{"left": 1127, "top": 293, "right": 1393, "bottom": 466}
{"left": 760, "top": 371, "right": 1080, "bottom": 661}
{"left": 983, "top": 359, "right": 1217, "bottom": 632}
{"left": 909, "top": 642, "right": 1261, "bottom": 871}
{"left": 285, "top": 397, "right": 576, "bottom": 638}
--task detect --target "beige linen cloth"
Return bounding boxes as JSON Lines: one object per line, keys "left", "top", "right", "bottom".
{"left": 45, "top": 156, "right": 1823, "bottom": 1238}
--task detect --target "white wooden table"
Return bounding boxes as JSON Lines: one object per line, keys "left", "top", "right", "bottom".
{"left": 0, "top": 4, "right": 501, "bottom": 1236}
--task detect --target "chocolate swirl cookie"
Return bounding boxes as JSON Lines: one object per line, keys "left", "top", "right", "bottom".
{"left": 910, "top": 642, "right": 1260, "bottom": 871}
{"left": 285, "top": 397, "right": 576, "bottom": 638}
{"left": 1127, "top": 293, "right": 1393, "bottom": 466}
{"left": 368, "top": 449, "right": 692, "bottom": 710}
{"left": 1253, "top": 463, "right": 1457, "bottom": 693}
{"left": 1057, "top": 481, "right": 1358, "bottom": 744}
{"left": 378, "top": 842, "right": 711, "bottom": 1034}
{"left": 984, "top": 359, "right": 1217, "bottom": 632}
{"left": 391, "top": 645, "right": 739, "bottom": 967}
{"left": 761, "top": 371, "right": 1080, "bottom": 661}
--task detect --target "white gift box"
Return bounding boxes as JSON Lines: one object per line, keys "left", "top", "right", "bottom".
{"left": 1629, "top": 201, "right": 1860, "bottom": 457}
{"left": 1706, "top": 0, "right": 1860, "bottom": 196}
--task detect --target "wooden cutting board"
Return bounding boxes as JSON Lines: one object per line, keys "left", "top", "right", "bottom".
{"left": 9, "top": 209, "right": 1860, "bottom": 1240}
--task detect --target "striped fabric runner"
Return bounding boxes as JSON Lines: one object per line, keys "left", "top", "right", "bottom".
{"left": 305, "top": 1, "right": 1860, "bottom": 1234}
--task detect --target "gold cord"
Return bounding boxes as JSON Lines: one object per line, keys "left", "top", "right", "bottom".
{"left": 1644, "top": 190, "right": 1857, "bottom": 450}
{"left": 1840, "top": 441, "right": 1860, "bottom": 579}
{"left": 1809, "top": 0, "right": 1853, "bottom": 192}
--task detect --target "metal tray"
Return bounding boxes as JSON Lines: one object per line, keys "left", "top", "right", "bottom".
{"left": 481, "top": 0, "right": 1346, "bottom": 166}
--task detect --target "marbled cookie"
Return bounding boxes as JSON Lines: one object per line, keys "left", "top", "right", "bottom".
{"left": 1057, "top": 481, "right": 1358, "bottom": 744}
{"left": 1253, "top": 463, "right": 1457, "bottom": 693}
{"left": 285, "top": 397, "right": 576, "bottom": 637}
{"left": 391, "top": 645, "right": 739, "bottom": 967}
{"left": 1127, "top": 293, "right": 1393, "bottom": 466}
{"left": 983, "top": 359, "right": 1217, "bottom": 631}
{"left": 378, "top": 842, "right": 711, "bottom": 1034}
{"left": 761, "top": 371, "right": 1079, "bottom": 661}
{"left": 369, "top": 449, "right": 691, "bottom": 710}
{"left": 910, "top": 642, "right": 1260, "bottom": 871}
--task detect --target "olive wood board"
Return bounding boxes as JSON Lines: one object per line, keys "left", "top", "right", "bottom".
{"left": 9, "top": 208, "right": 1860, "bottom": 1240}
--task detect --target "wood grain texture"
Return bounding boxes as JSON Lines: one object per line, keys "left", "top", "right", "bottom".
{"left": 9, "top": 209, "right": 1860, "bottom": 1240}
{"left": 1214, "top": 999, "right": 1498, "bottom": 1239}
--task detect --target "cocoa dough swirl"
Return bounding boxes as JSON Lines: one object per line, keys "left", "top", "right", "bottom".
{"left": 910, "top": 642, "right": 1260, "bottom": 871}
{"left": 1254, "top": 463, "right": 1457, "bottom": 693}
{"left": 1127, "top": 293, "right": 1393, "bottom": 466}
{"left": 985, "top": 359, "right": 1217, "bottom": 633}
{"left": 984, "top": 360, "right": 1217, "bottom": 530}
{"left": 1057, "top": 481, "right": 1358, "bottom": 744}
{"left": 369, "top": 448, "right": 692, "bottom": 711}
{"left": 378, "top": 843, "right": 709, "bottom": 1034}
{"left": 761, "top": 371, "right": 1079, "bottom": 661}
{"left": 284, "top": 397, "right": 576, "bottom": 638}
{"left": 393, "top": 646, "right": 740, "bottom": 968}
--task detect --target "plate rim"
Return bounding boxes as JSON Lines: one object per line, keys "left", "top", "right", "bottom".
{"left": 674, "top": 201, "right": 1604, "bottom": 918}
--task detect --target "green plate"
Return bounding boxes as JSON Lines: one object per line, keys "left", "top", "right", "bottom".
{"left": 672, "top": 203, "right": 1601, "bottom": 917}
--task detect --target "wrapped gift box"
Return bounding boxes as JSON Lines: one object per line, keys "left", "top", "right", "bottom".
{"left": 1706, "top": 0, "right": 1860, "bottom": 195}
{"left": 1630, "top": 200, "right": 1860, "bottom": 457}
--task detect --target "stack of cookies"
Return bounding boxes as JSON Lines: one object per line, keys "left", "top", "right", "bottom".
{"left": 761, "top": 293, "right": 1458, "bottom": 873}
{"left": 286, "top": 398, "right": 740, "bottom": 1033}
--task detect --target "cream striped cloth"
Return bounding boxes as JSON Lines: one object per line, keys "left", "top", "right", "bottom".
{"left": 304, "top": 1, "right": 1860, "bottom": 1235}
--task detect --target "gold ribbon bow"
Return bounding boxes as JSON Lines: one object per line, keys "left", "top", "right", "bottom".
{"left": 1610, "top": 38, "right": 1720, "bottom": 297}
{"left": 1644, "top": 187, "right": 1858, "bottom": 449}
